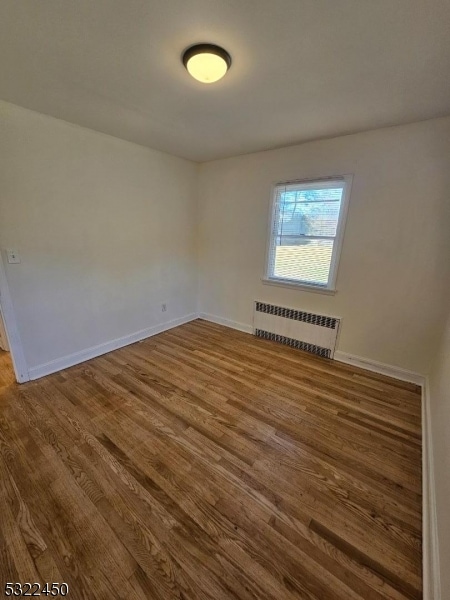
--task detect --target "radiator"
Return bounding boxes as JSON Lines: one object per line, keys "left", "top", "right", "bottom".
{"left": 253, "top": 301, "right": 340, "bottom": 359}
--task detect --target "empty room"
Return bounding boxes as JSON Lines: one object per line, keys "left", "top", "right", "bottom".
{"left": 0, "top": 1, "right": 449, "bottom": 599}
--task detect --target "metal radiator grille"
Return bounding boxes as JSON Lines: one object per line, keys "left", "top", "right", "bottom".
{"left": 255, "top": 329, "right": 331, "bottom": 358}
{"left": 255, "top": 301, "right": 338, "bottom": 329}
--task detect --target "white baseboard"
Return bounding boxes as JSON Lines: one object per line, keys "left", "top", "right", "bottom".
{"left": 28, "top": 313, "right": 198, "bottom": 380}
{"left": 198, "top": 312, "right": 253, "bottom": 334}
{"left": 334, "top": 351, "right": 425, "bottom": 386}
{"left": 422, "top": 378, "right": 441, "bottom": 600}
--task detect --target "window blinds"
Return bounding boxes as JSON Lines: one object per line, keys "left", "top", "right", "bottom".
{"left": 267, "top": 179, "right": 345, "bottom": 287}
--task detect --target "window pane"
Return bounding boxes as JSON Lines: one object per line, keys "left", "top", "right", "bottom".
{"left": 277, "top": 188, "right": 343, "bottom": 239}
{"left": 268, "top": 183, "right": 345, "bottom": 287}
{"left": 272, "top": 239, "right": 334, "bottom": 286}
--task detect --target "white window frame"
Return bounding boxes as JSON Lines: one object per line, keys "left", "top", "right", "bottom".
{"left": 263, "top": 174, "right": 353, "bottom": 294}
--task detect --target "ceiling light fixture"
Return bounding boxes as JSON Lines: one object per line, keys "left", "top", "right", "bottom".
{"left": 182, "top": 43, "right": 231, "bottom": 84}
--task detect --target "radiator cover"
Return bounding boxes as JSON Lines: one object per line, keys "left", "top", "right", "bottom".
{"left": 253, "top": 301, "right": 340, "bottom": 359}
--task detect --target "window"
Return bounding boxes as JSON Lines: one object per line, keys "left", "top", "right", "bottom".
{"left": 265, "top": 176, "right": 352, "bottom": 292}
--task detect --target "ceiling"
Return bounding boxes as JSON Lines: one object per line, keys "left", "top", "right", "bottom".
{"left": 1, "top": 0, "right": 450, "bottom": 162}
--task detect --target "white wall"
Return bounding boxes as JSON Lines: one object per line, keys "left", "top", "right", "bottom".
{"left": 0, "top": 101, "right": 198, "bottom": 374}
{"left": 429, "top": 314, "right": 450, "bottom": 598}
{"left": 197, "top": 118, "right": 450, "bottom": 374}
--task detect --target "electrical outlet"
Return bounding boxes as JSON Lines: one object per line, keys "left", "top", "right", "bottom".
{"left": 6, "top": 249, "right": 20, "bottom": 264}
{"left": 161, "top": 303, "right": 167, "bottom": 312}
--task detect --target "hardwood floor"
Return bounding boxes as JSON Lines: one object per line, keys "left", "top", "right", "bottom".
{"left": 0, "top": 319, "right": 422, "bottom": 599}
{"left": 0, "top": 350, "right": 15, "bottom": 392}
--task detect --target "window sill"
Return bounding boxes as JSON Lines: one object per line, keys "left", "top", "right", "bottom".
{"left": 261, "top": 278, "right": 337, "bottom": 295}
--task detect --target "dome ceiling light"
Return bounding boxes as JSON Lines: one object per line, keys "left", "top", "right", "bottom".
{"left": 182, "top": 43, "right": 231, "bottom": 84}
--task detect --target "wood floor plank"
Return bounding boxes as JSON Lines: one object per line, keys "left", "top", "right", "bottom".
{"left": 0, "top": 321, "right": 422, "bottom": 599}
